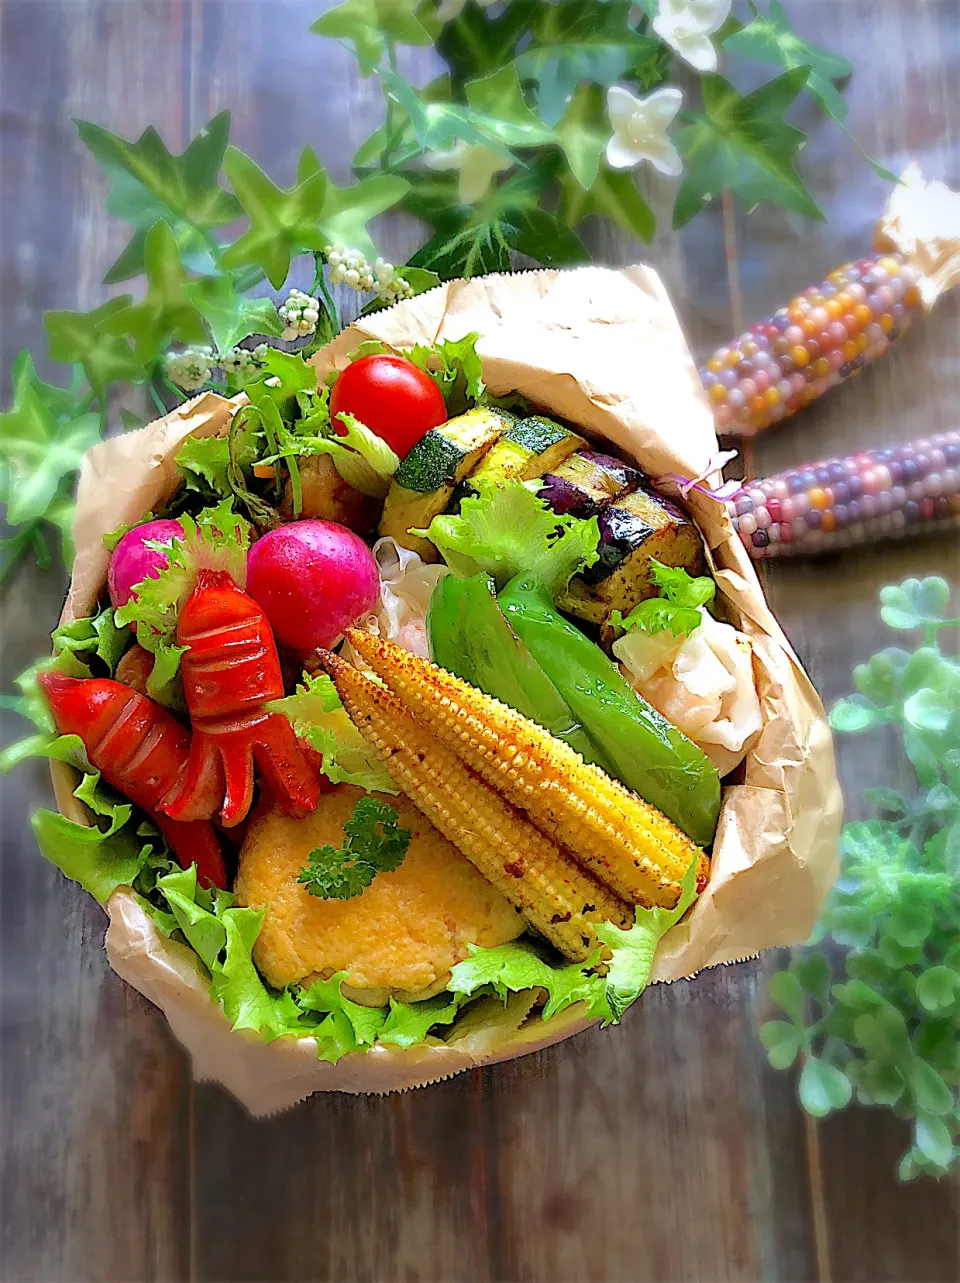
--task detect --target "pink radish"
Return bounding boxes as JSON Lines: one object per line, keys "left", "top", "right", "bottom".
{"left": 108, "top": 518, "right": 185, "bottom": 613}
{"left": 246, "top": 519, "right": 380, "bottom": 656}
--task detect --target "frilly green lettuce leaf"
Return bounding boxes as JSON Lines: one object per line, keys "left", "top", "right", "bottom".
{"left": 299, "top": 973, "right": 388, "bottom": 1050}
{"left": 351, "top": 332, "right": 485, "bottom": 414}
{"left": 450, "top": 855, "right": 701, "bottom": 1027}
{"left": 420, "top": 478, "right": 599, "bottom": 594}
{"left": 448, "top": 938, "right": 611, "bottom": 1021}
{"left": 2, "top": 605, "right": 130, "bottom": 754}
{"left": 595, "top": 854, "right": 700, "bottom": 1021}
{"left": 31, "top": 806, "right": 157, "bottom": 904}
{"left": 268, "top": 672, "right": 399, "bottom": 794}
{"left": 103, "top": 512, "right": 156, "bottom": 553}
{"left": 377, "top": 993, "right": 463, "bottom": 1047}
{"left": 114, "top": 498, "right": 250, "bottom": 697}
{"left": 273, "top": 411, "right": 400, "bottom": 499}
{"left": 174, "top": 434, "right": 232, "bottom": 497}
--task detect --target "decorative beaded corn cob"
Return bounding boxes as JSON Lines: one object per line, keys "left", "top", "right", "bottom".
{"left": 726, "top": 430, "right": 960, "bottom": 559}
{"left": 700, "top": 166, "right": 960, "bottom": 438}
{"left": 700, "top": 253, "right": 923, "bottom": 437}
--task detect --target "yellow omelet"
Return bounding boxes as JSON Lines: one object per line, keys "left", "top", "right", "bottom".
{"left": 234, "top": 784, "right": 525, "bottom": 1004}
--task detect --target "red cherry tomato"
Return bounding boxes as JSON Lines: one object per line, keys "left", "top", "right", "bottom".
{"left": 330, "top": 355, "right": 447, "bottom": 459}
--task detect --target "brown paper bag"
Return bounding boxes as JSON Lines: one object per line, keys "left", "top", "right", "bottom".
{"left": 51, "top": 267, "right": 841, "bottom": 1114}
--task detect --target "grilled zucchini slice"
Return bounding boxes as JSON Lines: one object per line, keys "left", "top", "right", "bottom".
{"left": 471, "top": 415, "right": 584, "bottom": 485}
{"left": 379, "top": 407, "right": 512, "bottom": 559}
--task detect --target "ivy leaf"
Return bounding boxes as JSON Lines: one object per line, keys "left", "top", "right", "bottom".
{"left": 0, "top": 355, "right": 101, "bottom": 525}
{"left": 463, "top": 66, "right": 558, "bottom": 150}
{"left": 673, "top": 69, "right": 823, "bottom": 229}
{"left": 75, "top": 113, "right": 241, "bottom": 283}
{"left": 559, "top": 166, "right": 656, "bottom": 241}
{"left": 310, "top": 0, "right": 433, "bottom": 70}
{"left": 44, "top": 298, "right": 144, "bottom": 396}
{"left": 100, "top": 221, "right": 208, "bottom": 361}
{"left": 723, "top": 1, "right": 851, "bottom": 122}
{"left": 555, "top": 85, "right": 609, "bottom": 190}
{"left": 218, "top": 147, "right": 329, "bottom": 289}
{"left": 183, "top": 277, "right": 283, "bottom": 353}
{"left": 316, "top": 171, "right": 410, "bottom": 262}
{"left": 515, "top": 0, "right": 658, "bottom": 127}
{"left": 407, "top": 165, "right": 587, "bottom": 277}
{"left": 436, "top": 0, "right": 539, "bottom": 83}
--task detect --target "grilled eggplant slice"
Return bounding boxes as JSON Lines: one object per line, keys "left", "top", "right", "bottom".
{"left": 379, "top": 407, "right": 513, "bottom": 559}
{"left": 539, "top": 450, "right": 642, "bottom": 519}
{"left": 560, "top": 486, "right": 705, "bottom": 627}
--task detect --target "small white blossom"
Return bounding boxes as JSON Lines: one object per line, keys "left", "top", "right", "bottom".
{"left": 652, "top": 0, "right": 731, "bottom": 73}
{"left": 423, "top": 140, "right": 513, "bottom": 205}
{"left": 165, "top": 346, "right": 213, "bottom": 393}
{"left": 322, "top": 244, "right": 415, "bottom": 305}
{"left": 221, "top": 345, "right": 266, "bottom": 385}
{"left": 605, "top": 85, "right": 684, "bottom": 177}
{"left": 374, "top": 258, "right": 416, "bottom": 306}
{"left": 278, "top": 288, "right": 321, "bottom": 341}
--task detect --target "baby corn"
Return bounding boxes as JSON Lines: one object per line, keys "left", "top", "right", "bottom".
{"left": 346, "top": 629, "right": 706, "bottom": 909}
{"left": 313, "top": 651, "right": 633, "bottom": 962}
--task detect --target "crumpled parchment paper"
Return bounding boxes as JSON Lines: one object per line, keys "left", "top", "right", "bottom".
{"left": 51, "top": 266, "right": 842, "bottom": 1114}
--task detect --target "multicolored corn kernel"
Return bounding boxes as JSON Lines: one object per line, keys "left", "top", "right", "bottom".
{"left": 726, "top": 431, "right": 960, "bottom": 559}
{"left": 700, "top": 253, "right": 924, "bottom": 437}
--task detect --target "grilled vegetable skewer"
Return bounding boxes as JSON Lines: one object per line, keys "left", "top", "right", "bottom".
{"left": 345, "top": 630, "right": 709, "bottom": 909}
{"left": 312, "top": 650, "right": 633, "bottom": 962}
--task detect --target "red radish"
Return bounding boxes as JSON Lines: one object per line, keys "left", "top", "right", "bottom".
{"left": 108, "top": 518, "right": 185, "bottom": 612}
{"left": 246, "top": 520, "right": 380, "bottom": 656}
{"left": 330, "top": 354, "right": 446, "bottom": 458}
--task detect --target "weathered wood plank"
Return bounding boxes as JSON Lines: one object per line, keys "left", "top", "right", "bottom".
{"left": 0, "top": 4, "right": 194, "bottom": 1280}
{"left": 2, "top": 1, "right": 959, "bottom": 1281}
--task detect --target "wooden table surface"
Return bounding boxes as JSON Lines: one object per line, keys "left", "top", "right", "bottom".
{"left": 1, "top": 2, "right": 958, "bottom": 1280}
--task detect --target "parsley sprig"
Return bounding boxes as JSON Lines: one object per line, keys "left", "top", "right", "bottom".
{"left": 611, "top": 560, "right": 717, "bottom": 638}
{"left": 762, "top": 577, "right": 960, "bottom": 1181}
{"left": 297, "top": 797, "right": 411, "bottom": 900}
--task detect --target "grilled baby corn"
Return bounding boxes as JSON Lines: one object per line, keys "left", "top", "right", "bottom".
{"left": 346, "top": 629, "right": 706, "bottom": 909}
{"left": 313, "top": 651, "right": 633, "bottom": 962}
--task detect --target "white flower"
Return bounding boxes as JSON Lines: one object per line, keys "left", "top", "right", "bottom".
{"left": 221, "top": 346, "right": 265, "bottom": 385}
{"left": 423, "top": 140, "right": 513, "bottom": 205}
{"left": 278, "top": 287, "right": 321, "bottom": 340}
{"left": 373, "top": 259, "right": 415, "bottom": 306}
{"left": 605, "top": 85, "right": 684, "bottom": 176}
{"left": 165, "top": 347, "right": 213, "bottom": 393}
{"left": 436, "top": 0, "right": 496, "bottom": 22}
{"left": 652, "top": 0, "right": 731, "bottom": 73}
{"left": 324, "top": 244, "right": 376, "bottom": 294}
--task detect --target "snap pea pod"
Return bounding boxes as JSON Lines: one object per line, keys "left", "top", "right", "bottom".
{"left": 498, "top": 574, "right": 721, "bottom": 846}
{"left": 426, "top": 573, "right": 607, "bottom": 767}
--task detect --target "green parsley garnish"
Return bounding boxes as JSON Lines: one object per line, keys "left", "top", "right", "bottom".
{"left": 297, "top": 797, "right": 411, "bottom": 900}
